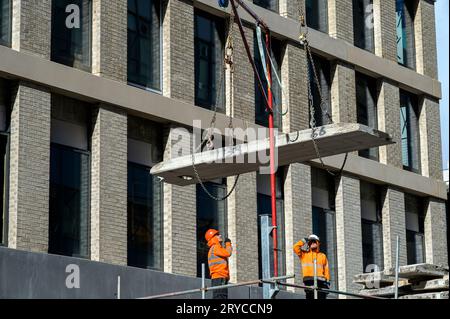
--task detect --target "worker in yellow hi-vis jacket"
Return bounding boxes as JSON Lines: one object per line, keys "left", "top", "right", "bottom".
{"left": 294, "top": 234, "right": 330, "bottom": 299}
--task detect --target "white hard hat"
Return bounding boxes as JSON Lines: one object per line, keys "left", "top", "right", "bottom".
{"left": 308, "top": 234, "right": 320, "bottom": 242}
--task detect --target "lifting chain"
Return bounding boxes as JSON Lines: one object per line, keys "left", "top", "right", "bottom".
{"left": 190, "top": 7, "right": 240, "bottom": 201}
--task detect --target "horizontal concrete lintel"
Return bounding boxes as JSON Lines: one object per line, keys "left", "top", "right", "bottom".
{"left": 309, "top": 154, "right": 448, "bottom": 200}
{"left": 0, "top": 45, "right": 260, "bottom": 138}
{"left": 194, "top": 0, "right": 441, "bottom": 100}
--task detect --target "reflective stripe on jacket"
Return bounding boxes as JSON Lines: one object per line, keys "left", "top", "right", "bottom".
{"left": 207, "top": 236, "right": 232, "bottom": 279}
{"left": 293, "top": 239, "right": 330, "bottom": 282}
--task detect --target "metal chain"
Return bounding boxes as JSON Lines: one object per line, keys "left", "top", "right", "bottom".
{"left": 299, "top": 0, "right": 348, "bottom": 177}
{"left": 190, "top": 8, "right": 240, "bottom": 201}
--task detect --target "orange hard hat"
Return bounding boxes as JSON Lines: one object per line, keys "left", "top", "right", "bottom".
{"left": 205, "top": 229, "right": 219, "bottom": 241}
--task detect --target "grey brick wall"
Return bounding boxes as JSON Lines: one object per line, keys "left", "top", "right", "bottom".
{"left": 331, "top": 62, "right": 357, "bottom": 124}
{"left": 8, "top": 82, "right": 51, "bottom": 253}
{"left": 162, "top": 125, "right": 197, "bottom": 277}
{"left": 328, "top": 0, "right": 354, "bottom": 43}
{"left": 227, "top": 173, "right": 258, "bottom": 282}
{"left": 281, "top": 42, "right": 309, "bottom": 132}
{"left": 377, "top": 80, "right": 402, "bottom": 168}
{"left": 335, "top": 174, "right": 363, "bottom": 297}
{"left": 382, "top": 187, "right": 407, "bottom": 269}
{"left": 284, "top": 163, "right": 312, "bottom": 292}
{"left": 162, "top": 0, "right": 195, "bottom": 104}
{"left": 11, "top": 0, "right": 51, "bottom": 59}
{"left": 92, "top": 0, "right": 128, "bottom": 82}
{"left": 90, "top": 104, "right": 128, "bottom": 266}
{"left": 424, "top": 198, "right": 448, "bottom": 266}
{"left": 419, "top": 97, "right": 443, "bottom": 180}
{"left": 414, "top": 0, "right": 438, "bottom": 79}
{"left": 373, "top": 0, "right": 397, "bottom": 62}
{"left": 279, "top": 0, "right": 301, "bottom": 20}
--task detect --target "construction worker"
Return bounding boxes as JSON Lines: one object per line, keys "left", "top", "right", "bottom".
{"left": 293, "top": 234, "right": 330, "bottom": 299}
{"left": 205, "top": 229, "right": 232, "bottom": 299}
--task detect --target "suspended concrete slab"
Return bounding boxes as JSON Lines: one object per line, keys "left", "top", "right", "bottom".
{"left": 150, "top": 123, "right": 393, "bottom": 186}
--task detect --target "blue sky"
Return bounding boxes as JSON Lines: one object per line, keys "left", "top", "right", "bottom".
{"left": 436, "top": 0, "right": 449, "bottom": 169}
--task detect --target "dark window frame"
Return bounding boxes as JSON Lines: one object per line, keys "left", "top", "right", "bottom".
{"left": 405, "top": 193, "right": 425, "bottom": 265}
{"left": 194, "top": 10, "right": 226, "bottom": 111}
{"left": 253, "top": 0, "right": 279, "bottom": 13}
{"left": 127, "top": 161, "right": 164, "bottom": 271}
{"left": 49, "top": 142, "right": 91, "bottom": 259}
{"left": 127, "top": 0, "right": 163, "bottom": 93}
{"left": 308, "top": 55, "right": 332, "bottom": 127}
{"left": 353, "top": 0, "right": 375, "bottom": 52}
{"left": 306, "top": 0, "right": 329, "bottom": 33}
{"left": 254, "top": 34, "right": 284, "bottom": 128}
{"left": 400, "top": 91, "right": 421, "bottom": 173}
{"left": 356, "top": 72, "right": 379, "bottom": 161}
{"left": 0, "top": 79, "right": 11, "bottom": 247}
{"left": 51, "top": 0, "right": 93, "bottom": 71}
{"left": 0, "top": 0, "right": 12, "bottom": 47}
{"left": 396, "top": 0, "right": 417, "bottom": 70}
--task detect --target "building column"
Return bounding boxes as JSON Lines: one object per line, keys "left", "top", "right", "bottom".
{"left": 328, "top": 0, "right": 354, "bottom": 43}
{"left": 226, "top": 24, "right": 258, "bottom": 283}
{"left": 281, "top": 41, "right": 311, "bottom": 292}
{"left": 382, "top": 187, "right": 407, "bottom": 269}
{"left": 11, "top": 0, "right": 51, "bottom": 59}
{"left": 8, "top": 82, "right": 51, "bottom": 253}
{"left": 419, "top": 97, "right": 443, "bottom": 180}
{"left": 373, "top": 0, "right": 397, "bottom": 62}
{"left": 90, "top": 104, "right": 128, "bottom": 266}
{"left": 331, "top": 62, "right": 357, "bottom": 124}
{"left": 424, "top": 198, "right": 448, "bottom": 266}
{"left": 414, "top": 0, "right": 438, "bottom": 79}
{"left": 162, "top": 0, "right": 195, "bottom": 104}
{"left": 377, "top": 80, "right": 402, "bottom": 168}
{"left": 279, "top": 0, "right": 301, "bottom": 20}
{"left": 92, "top": 0, "right": 128, "bottom": 82}
{"left": 163, "top": 125, "right": 197, "bottom": 277}
{"left": 284, "top": 163, "right": 312, "bottom": 292}
{"left": 335, "top": 174, "right": 363, "bottom": 297}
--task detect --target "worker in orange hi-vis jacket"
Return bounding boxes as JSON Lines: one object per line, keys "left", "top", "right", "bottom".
{"left": 205, "top": 229, "right": 232, "bottom": 299}
{"left": 294, "top": 234, "right": 331, "bottom": 299}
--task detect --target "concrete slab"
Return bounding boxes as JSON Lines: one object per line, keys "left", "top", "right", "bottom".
{"left": 353, "top": 272, "right": 399, "bottom": 288}
{"left": 359, "top": 283, "right": 411, "bottom": 297}
{"left": 411, "top": 278, "right": 449, "bottom": 292}
{"left": 151, "top": 123, "right": 393, "bottom": 186}
{"left": 399, "top": 291, "right": 449, "bottom": 300}
{"left": 385, "top": 264, "right": 449, "bottom": 281}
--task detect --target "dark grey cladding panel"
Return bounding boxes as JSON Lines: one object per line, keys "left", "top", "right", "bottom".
{"left": 0, "top": 247, "right": 303, "bottom": 299}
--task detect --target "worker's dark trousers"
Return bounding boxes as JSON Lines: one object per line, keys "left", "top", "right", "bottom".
{"left": 303, "top": 280, "right": 328, "bottom": 300}
{"left": 211, "top": 278, "right": 228, "bottom": 299}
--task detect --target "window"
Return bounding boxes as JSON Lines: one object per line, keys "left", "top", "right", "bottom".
{"left": 311, "top": 168, "right": 338, "bottom": 289}
{"left": 254, "top": 35, "right": 283, "bottom": 128}
{"left": 360, "top": 181, "right": 383, "bottom": 271}
{"left": 51, "top": 0, "right": 92, "bottom": 70}
{"left": 405, "top": 193, "right": 425, "bottom": 265}
{"left": 306, "top": 0, "right": 328, "bottom": 33}
{"left": 197, "top": 180, "right": 227, "bottom": 278}
{"left": 396, "top": 0, "right": 416, "bottom": 69}
{"left": 309, "top": 55, "right": 331, "bottom": 127}
{"left": 353, "top": 0, "right": 374, "bottom": 52}
{"left": 0, "top": 0, "right": 11, "bottom": 47}
{"left": 0, "top": 79, "right": 10, "bottom": 246}
{"left": 253, "top": 0, "right": 279, "bottom": 13}
{"left": 312, "top": 168, "right": 338, "bottom": 289}
{"left": 128, "top": 0, "right": 162, "bottom": 91}
{"left": 257, "top": 169, "right": 285, "bottom": 280}
{"left": 128, "top": 116, "right": 163, "bottom": 270}
{"left": 356, "top": 72, "right": 379, "bottom": 161}
{"left": 195, "top": 10, "right": 225, "bottom": 111}
{"left": 400, "top": 91, "right": 420, "bottom": 173}
{"left": 49, "top": 95, "right": 90, "bottom": 258}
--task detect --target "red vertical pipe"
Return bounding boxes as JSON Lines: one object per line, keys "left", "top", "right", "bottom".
{"left": 265, "top": 32, "right": 278, "bottom": 278}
